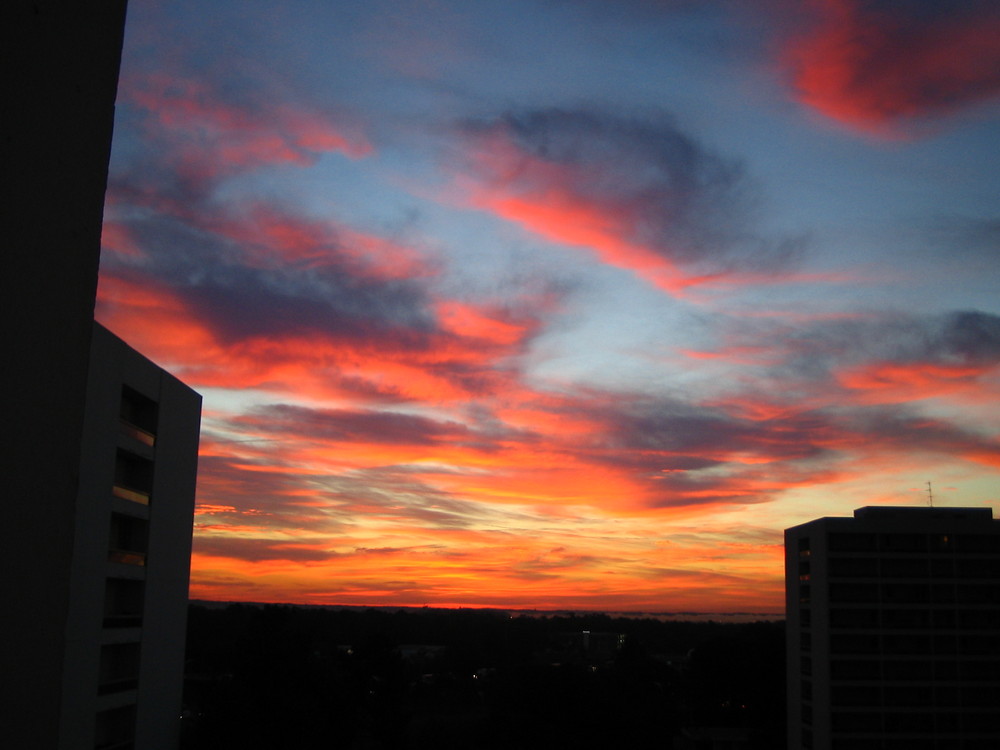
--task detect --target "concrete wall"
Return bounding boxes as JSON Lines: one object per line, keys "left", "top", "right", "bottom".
{"left": 58, "top": 324, "right": 201, "bottom": 750}
{"left": 0, "top": 4, "right": 128, "bottom": 748}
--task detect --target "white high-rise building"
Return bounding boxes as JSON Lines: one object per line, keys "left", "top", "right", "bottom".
{"left": 786, "top": 506, "right": 1000, "bottom": 750}
{"left": 61, "top": 322, "right": 202, "bottom": 750}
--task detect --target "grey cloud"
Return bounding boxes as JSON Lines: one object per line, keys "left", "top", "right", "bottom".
{"left": 462, "top": 107, "right": 802, "bottom": 272}
{"left": 105, "top": 211, "right": 436, "bottom": 346}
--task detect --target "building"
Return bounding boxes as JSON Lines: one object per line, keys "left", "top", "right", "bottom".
{"left": 69, "top": 323, "right": 202, "bottom": 749}
{"left": 3, "top": 4, "right": 202, "bottom": 748}
{"left": 786, "top": 506, "right": 1000, "bottom": 750}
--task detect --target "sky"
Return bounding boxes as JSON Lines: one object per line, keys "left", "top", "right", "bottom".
{"left": 97, "top": 0, "right": 1000, "bottom": 614}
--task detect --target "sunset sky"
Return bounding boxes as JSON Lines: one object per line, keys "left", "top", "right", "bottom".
{"left": 97, "top": 0, "right": 1000, "bottom": 613}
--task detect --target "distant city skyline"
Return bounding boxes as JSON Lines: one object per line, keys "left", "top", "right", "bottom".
{"left": 97, "top": 0, "right": 1000, "bottom": 611}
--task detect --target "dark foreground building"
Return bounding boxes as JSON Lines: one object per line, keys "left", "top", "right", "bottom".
{"left": 786, "top": 506, "right": 1000, "bottom": 750}
{"left": 3, "top": 4, "right": 202, "bottom": 748}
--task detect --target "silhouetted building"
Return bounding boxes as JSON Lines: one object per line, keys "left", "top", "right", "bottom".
{"left": 3, "top": 4, "right": 202, "bottom": 748}
{"left": 786, "top": 507, "right": 1000, "bottom": 750}
{"left": 74, "top": 323, "right": 201, "bottom": 749}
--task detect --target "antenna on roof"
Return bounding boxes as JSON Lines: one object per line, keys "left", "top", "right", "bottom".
{"left": 926, "top": 481, "right": 934, "bottom": 508}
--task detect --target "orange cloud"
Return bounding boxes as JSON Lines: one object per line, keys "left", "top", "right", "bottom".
{"left": 449, "top": 109, "right": 809, "bottom": 297}
{"left": 836, "top": 360, "right": 999, "bottom": 405}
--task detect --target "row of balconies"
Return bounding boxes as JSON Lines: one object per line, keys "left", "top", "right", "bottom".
{"left": 92, "top": 387, "right": 161, "bottom": 749}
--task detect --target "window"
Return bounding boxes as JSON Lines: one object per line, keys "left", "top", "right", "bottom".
{"left": 119, "top": 386, "right": 157, "bottom": 446}
{"left": 883, "top": 711, "right": 934, "bottom": 732}
{"left": 830, "top": 659, "right": 880, "bottom": 680}
{"left": 98, "top": 642, "right": 140, "bottom": 695}
{"left": 930, "top": 584, "right": 955, "bottom": 604}
{"left": 929, "top": 558, "right": 954, "bottom": 577}
{"left": 103, "top": 578, "right": 144, "bottom": 628}
{"left": 882, "top": 660, "right": 932, "bottom": 681}
{"left": 934, "top": 660, "right": 959, "bottom": 680}
{"left": 958, "top": 609, "right": 1000, "bottom": 629}
{"left": 113, "top": 450, "right": 153, "bottom": 505}
{"left": 830, "top": 633, "right": 880, "bottom": 655}
{"left": 881, "top": 534, "right": 927, "bottom": 553}
{"left": 831, "top": 684, "right": 880, "bottom": 707}
{"left": 880, "top": 634, "right": 931, "bottom": 655}
{"left": 832, "top": 741, "right": 880, "bottom": 750}
{"left": 94, "top": 704, "right": 135, "bottom": 750}
{"left": 934, "top": 634, "right": 957, "bottom": 654}
{"left": 829, "top": 557, "right": 878, "bottom": 577}
{"left": 108, "top": 513, "right": 147, "bottom": 566}
{"left": 962, "top": 685, "right": 1000, "bottom": 707}
{"left": 880, "top": 558, "right": 928, "bottom": 578}
{"left": 881, "top": 609, "right": 930, "bottom": 629}
{"left": 880, "top": 582, "right": 928, "bottom": 604}
{"left": 929, "top": 534, "right": 953, "bottom": 553}
{"left": 832, "top": 711, "right": 882, "bottom": 732}
{"left": 882, "top": 685, "right": 933, "bottom": 707}
{"left": 935, "top": 686, "right": 961, "bottom": 706}
{"left": 959, "top": 634, "right": 1000, "bottom": 655}
{"left": 956, "top": 558, "right": 1000, "bottom": 578}
{"left": 955, "top": 583, "right": 999, "bottom": 604}
{"left": 830, "top": 583, "right": 879, "bottom": 603}
{"left": 955, "top": 535, "right": 1000, "bottom": 553}
{"left": 962, "top": 712, "right": 1000, "bottom": 732}
{"left": 932, "top": 609, "right": 956, "bottom": 628}
{"left": 828, "top": 532, "right": 877, "bottom": 552}
{"left": 830, "top": 608, "right": 878, "bottom": 628}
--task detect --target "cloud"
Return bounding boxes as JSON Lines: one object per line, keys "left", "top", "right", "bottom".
{"left": 121, "top": 71, "right": 370, "bottom": 187}
{"left": 193, "top": 536, "right": 339, "bottom": 564}
{"left": 783, "top": 309, "right": 1000, "bottom": 405}
{"left": 99, "top": 196, "right": 555, "bottom": 404}
{"left": 781, "top": 0, "right": 1000, "bottom": 132}
{"left": 452, "top": 107, "right": 803, "bottom": 294}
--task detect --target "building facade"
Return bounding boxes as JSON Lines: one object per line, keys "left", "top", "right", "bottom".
{"left": 786, "top": 507, "right": 1000, "bottom": 750}
{"left": 2, "top": 4, "right": 130, "bottom": 746}
{"left": 56, "top": 323, "right": 202, "bottom": 750}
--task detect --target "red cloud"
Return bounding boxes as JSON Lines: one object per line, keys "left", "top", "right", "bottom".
{"left": 207, "top": 204, "right": 432, "bottom": 282}
{"left": 123, "top": 72, "right": 371, "bottom": 181}
{"left": 96, "top": 257, "right": 546, "bottom": 407}
{"left": 451, "top": 114, "right": 833, "bottom": 296}
{"left": 836, "top": 360, "right": 999, "bottom": 404}
{"left": 784, "top": 0, "right": 1000, "bottom": 132}
{"left": 455, "top": 133, "right": 710, "bottom": 295}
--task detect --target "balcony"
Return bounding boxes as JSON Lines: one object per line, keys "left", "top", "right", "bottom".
{"left": 119, "top": 419, "right": 155, "bottom": 447}
{"left": 113, "top": 449, "right": 153, "bottom": 506}
{"left": 112, "top": 484, "right": 149, "bottom": 506}
{"left": 108, "top": 514, "right": 147, "bottom": 567}
{"left": 107, "top": 549, "right": 146, "bottom": 566}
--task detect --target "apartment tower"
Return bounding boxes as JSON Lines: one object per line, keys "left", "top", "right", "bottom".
{"left": 3, "top": 4, "right": 202, "bottom": 748}
{"left": 785, "top": 506, "right": 1000, "bottom": 750}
